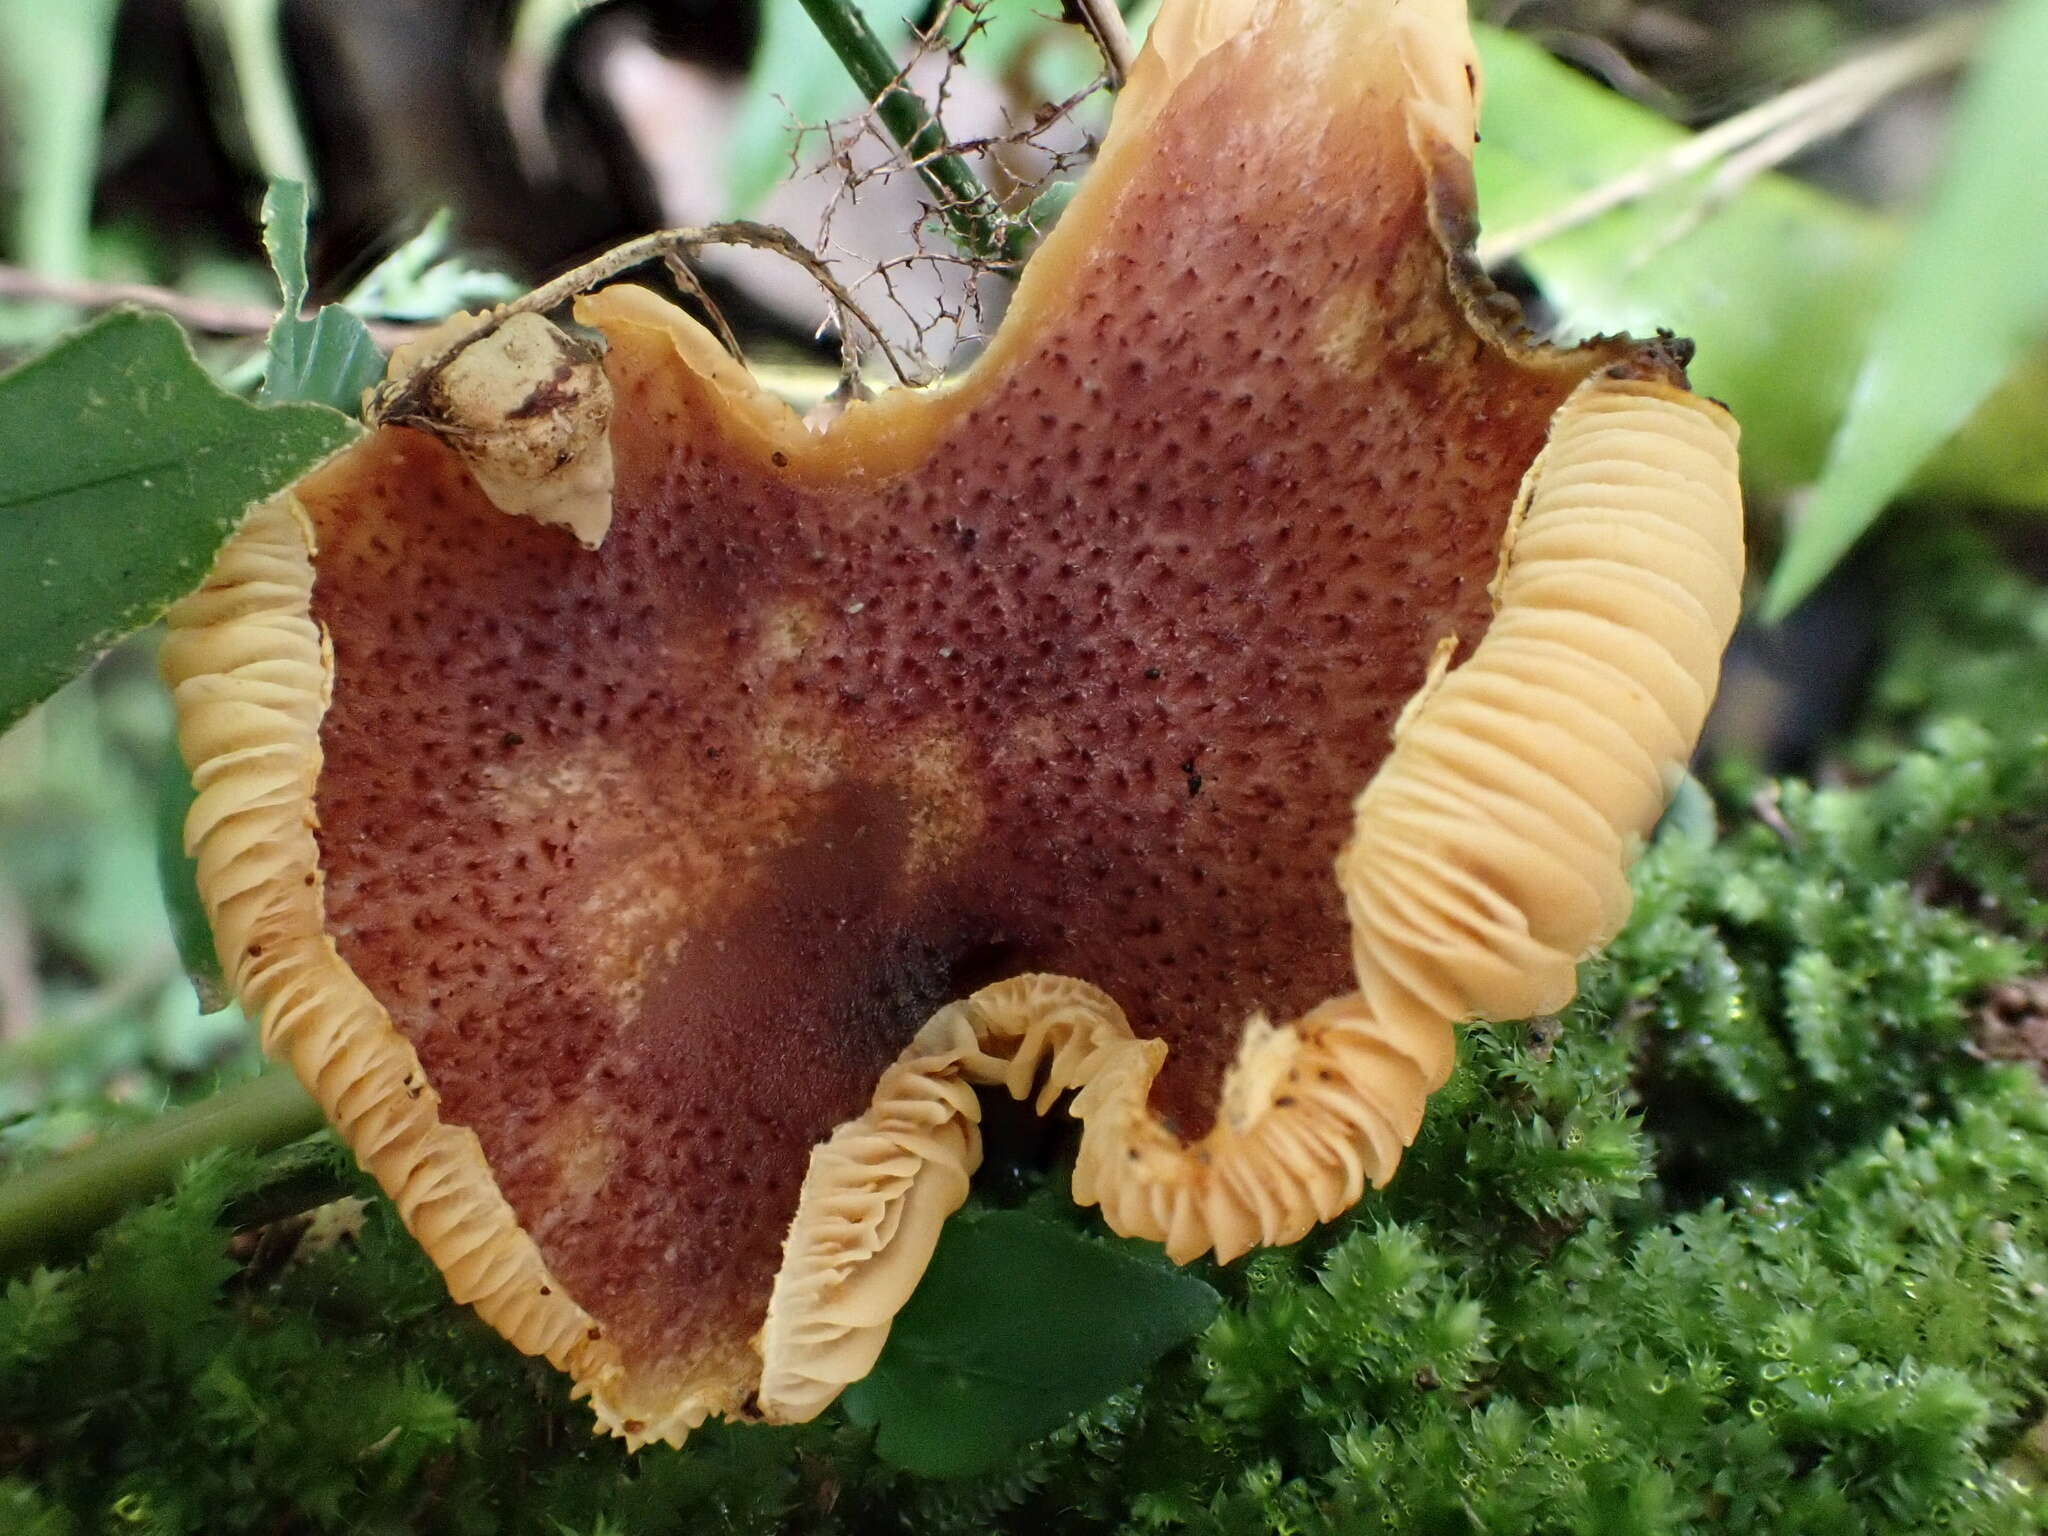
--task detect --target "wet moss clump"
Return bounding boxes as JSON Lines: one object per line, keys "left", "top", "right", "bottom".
{"left": 6, "top": 534, "right": 2048, "bottom": 1534}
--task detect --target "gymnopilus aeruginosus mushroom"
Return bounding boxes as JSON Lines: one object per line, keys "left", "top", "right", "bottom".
{"left": 161, "top": 0, "right": 1743, "bottom": 1447}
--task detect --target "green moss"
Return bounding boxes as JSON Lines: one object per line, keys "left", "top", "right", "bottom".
{"left": 5, "top": 559, "right": 2048, "bottom": 1532}
{"left": 1597, "top": 728, "right": 2033, "bottom": 1198}
{"left": 1864, "top": 530, "right": 2048, "bottom": 760}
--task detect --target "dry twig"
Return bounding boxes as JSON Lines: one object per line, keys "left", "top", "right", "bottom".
{"left": 366, "top": 220, "right": 915, "bottom": 433}
{"left": 795, "top": 0, "right": 1024, "bottom": 266}
{"left": 796, "top": 0, "right": 1111, "bottom": 376}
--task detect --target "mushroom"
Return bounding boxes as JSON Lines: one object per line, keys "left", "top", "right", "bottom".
{"left": 161, "top": 0, "right": 1742, "bottom": 1448}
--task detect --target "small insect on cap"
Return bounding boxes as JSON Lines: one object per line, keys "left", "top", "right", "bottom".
{"left": 163, "top": 0, "right": 1741, "bottom": 1448}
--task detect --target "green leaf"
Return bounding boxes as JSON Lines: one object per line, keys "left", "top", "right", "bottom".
{"left": 0, "top": 0, "right": 122, "bottom": 340}
{"left": 0, "top": 309, "right": 356, "bottom": 734}
{"left": 1654, "top": 771, "right": 1718, "bottom": 849}
{"left": 840, "top": 1208, "right": 1220, "bottom": 1477}
{"left": 184, "top": 0, "right": 312, "bottom": 189}
{"left": 155, "top": 740, "right": 229, "bottom": 1015}
{"left": 1472, "top": 27, "right": 1886, "bottom": 496}
{"left": 1023, "top": 179, "right": 1081, "bottom": 241}
{"left": 1471, "top": 25, "right": 2048, "bottom": 508}
{"left": 727, "top": 0, "right": 908, "bottom": 217}
{"left": 342, "top": 210, "right": 522, "bottom": 324}
{"left": 1763, "top": 0, "right": 2048, "bottom": 619}
{"left": 259, "top": 181, "right": 383, "bottom": 411}
{"left": 264, "top": 304, "right": 383, "bottom": 414}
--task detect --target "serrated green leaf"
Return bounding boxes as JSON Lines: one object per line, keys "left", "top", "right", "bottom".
{"left": 259, "top": 181, "right": 383, "bottom": 411}
{"left": 0, "top": 309, "right": 356, "bottom": 733}
{"left": 728, "top": 0, "right": 909, "bottom": 217}
{"left": 841, "top": 1208, "right": 1219, "bottom": 1477}
{"left": 260, "top": 181, "right": 313, "bottom": 322}
{"left": 1763, "top": 0, "right": 2048, "bottom": 618}
{"left": 265, "top": 304, "right": 382, "bottom": 413}
{"left": 1472, "top": 24, "right": 2048, "bottom": 508}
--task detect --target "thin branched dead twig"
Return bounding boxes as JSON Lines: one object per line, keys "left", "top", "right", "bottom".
{"left": 796, "top": 0, "right": 1113, "bottom": 377}
{"left": 366, "top": 220, "right": 916, "bottom": 430}
{"left": 384, "top": 2, "right": 1120, "bottom": 403}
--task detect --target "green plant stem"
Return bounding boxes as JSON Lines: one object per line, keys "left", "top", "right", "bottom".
{"left": 0, "top": 1067, "right": 323, "bottom": 1270}
{"left": 793, "top": 0, "right": 1024, "bottom": 264}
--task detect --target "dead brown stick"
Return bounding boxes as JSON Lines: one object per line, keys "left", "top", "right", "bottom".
{"left": 0, "top": 264, "right": 421, "bottom": 349}
{"left": 366, "top": 221, "right": 915, "bottom": 434}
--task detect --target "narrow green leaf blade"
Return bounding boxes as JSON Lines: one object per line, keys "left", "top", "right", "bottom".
{"left": 1472, "top": 24, "right": 2048, "bottom": 509}
{"left": 0, "top": 0, "right": 121, "bottom": 270}
{"left": 1765, "top": 0, "right": 2048, "bottom": 618}
{"left": 840, "top": 1208, "right": 1220, "bottom": 1477}
{"left": 155, "top": 741, "right": 230, "bottom": 1013}
{"left": 185, "top": 0, "right": 313, "bottom": 187}
{"left": 0, "top": 0, "right": 122, "bottom": 342}
{"left": 0, "top": 309, "right": 356, "bottom": 733}
{"left": 259, "top": 180, "right": 313, "bottom": 320}
{"left": 1472, "top": 26, "right": 1891, "bottom": 495}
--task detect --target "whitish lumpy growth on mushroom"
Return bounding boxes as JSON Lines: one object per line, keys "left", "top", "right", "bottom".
{"left": 298, "top": 22, "right": 1667, "bottom": 1388}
